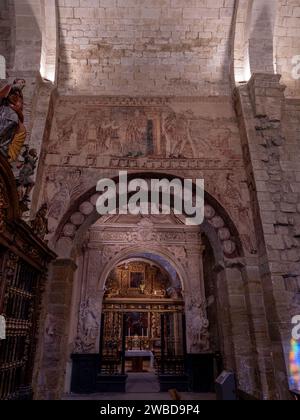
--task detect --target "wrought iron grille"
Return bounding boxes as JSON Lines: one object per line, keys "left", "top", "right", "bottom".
{"left": 0, "top": 252, "right": 40, "bottom": 400}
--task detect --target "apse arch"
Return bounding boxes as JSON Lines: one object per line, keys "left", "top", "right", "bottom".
{"left": 51, "top": 172, "right": 245, "bottom": 263}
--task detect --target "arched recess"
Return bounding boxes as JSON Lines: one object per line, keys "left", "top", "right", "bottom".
{"left": 98, "top": 247, "right": 188, "bottom": 297}
{"left": 233, "top": 0, "right": 278, "bottom": 83}
{"left": 55, "top": 175, "right": 262, "bottom": 395}
{"left": 38, "top": 173, "right": 275, "bottom": 399}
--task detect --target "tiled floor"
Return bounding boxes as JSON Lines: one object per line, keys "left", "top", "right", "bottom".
{"left": 126, "top": 373, "right": 160, "bottom": 393}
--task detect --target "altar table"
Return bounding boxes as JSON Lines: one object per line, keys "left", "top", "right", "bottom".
{"left": 125, "top": 351, "right": 154, "bottom": 372}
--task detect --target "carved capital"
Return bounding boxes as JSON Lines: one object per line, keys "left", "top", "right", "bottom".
{"left": 248, "top": 73, "right": 286, "bottom": 121}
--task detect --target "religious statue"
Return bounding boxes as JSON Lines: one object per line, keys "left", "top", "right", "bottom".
{"left": 30, "top": 203, "right": 49, "bottom": 241}
{"left": 187, "top": 296, "right": 211, "bottom": 353}
{"left": 16, "top": 146, "right": 38, "bottom": 209}
{"left": 0, "top": 79, "right": 26, "bottom": 162}
{"left": 74, "top": 298, "right": 100, "bottom": 353}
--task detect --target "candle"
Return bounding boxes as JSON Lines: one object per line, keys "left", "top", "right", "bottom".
{"left": 128, "top": 328, "right": 131, "bottom": 337}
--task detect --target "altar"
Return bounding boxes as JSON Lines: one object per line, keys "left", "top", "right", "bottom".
{"left": 125, "top": 350, "right": 154, "bottom": 373}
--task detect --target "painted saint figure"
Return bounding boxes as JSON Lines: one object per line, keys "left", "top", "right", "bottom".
{"left": 0, "top": 79, "right": 26, "bottom": 162}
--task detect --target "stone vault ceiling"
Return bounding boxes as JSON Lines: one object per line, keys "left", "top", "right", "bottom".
{"left": 57, "top": 0, "right": 235, "bottom": 96}
{"left": 0, "top": 0, "right": 300, "bottom": 97}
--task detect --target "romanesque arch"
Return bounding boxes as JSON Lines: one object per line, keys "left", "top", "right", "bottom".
{"left": 40, "top": 0, "right": 58, "bottom": 84}
{"left": 32, "top": 173, "right": 274, "bottom": 399}
{"left": 99, "top": 248, "right": 188, "bottom": 295}
{"left": 50, "top": 173, "right": 244, "bottom": 264}
{"left": 233, "top": 0, "right": 278, "bottom": 83}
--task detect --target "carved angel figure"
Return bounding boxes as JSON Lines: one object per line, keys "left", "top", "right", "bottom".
{"left": 0, "top": 79, "right": 26, "bottom": 162}
{"left": 16, "top": 146, "right": 38, "bottom": 207}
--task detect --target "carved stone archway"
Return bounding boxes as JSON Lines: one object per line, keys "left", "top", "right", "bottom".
{"left": 50, "top": 173, "right": 244, "bottom": 264}
{"left": 38, "top": 176, "right": 276, "bottom": 400}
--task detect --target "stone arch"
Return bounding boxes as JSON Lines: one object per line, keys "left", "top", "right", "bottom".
{"left": 51, "top": 172, "right": 244, "bottom": 264}
{"left": 41, "top": 172, "right": 267, "bottom": 399}
{"left": 5, "top": 0, "right": 58, "bottom": 81}
{"left": 98, "top": 246, "right": 189, "bottom": 296}
{"left": 12, "top": 0, "right": 42, "bottom": 72}
{"left": 0, "top": 0, "right": 15, "bottom": 72}
{"left": 40, "top": 0, "right": 58, "bottom": 83}
{"left": 233, "top": 0, "right": 278, "bottom": 83}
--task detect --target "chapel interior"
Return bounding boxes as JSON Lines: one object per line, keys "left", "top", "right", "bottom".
{"left": 0, "top": 0, "right": 300, "bottom": 401}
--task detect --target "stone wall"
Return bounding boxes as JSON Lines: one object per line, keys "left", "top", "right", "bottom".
{"left": 0, "top": 0, "right": 12, "bottom": 68}
{"left": 32, "top": 92, "right": 281, "bottom": 398}
{"left": 282, "top": 97, "right": 300, "bottom": 325}
{"left": 57, "top": 0, "right": 235, "bottom": 96}
{"left": 3, "top": 0, "right": 299, "bottom": 400}
{"left": 275, "top": 0, "right": 300, "bottom": 98}
{"left": 235, "top": 73, "right": 300, "bottom": 399}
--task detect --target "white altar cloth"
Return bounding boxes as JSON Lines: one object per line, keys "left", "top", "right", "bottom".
{"left": 125, "top": 351, "right": 154, "bottom": 368}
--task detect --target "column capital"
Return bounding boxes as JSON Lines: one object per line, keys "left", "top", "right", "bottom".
{"left": 247, "top": 73, "right": 286, "bottom": 121}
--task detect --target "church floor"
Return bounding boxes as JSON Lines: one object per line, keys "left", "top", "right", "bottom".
{"left": 64, "top": 393, "right": 216, "bottom": 401}
{"left": 64, "top": 372, "right": 216, "bottom": 400}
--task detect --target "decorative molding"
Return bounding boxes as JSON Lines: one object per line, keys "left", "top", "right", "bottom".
{"left": 58, "top": 95, "right": 233, "bottom": 106}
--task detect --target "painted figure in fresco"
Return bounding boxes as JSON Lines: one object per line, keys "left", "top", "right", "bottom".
{"left": 0, "top": 79, "right": 26, "bottom": 162}
{"left": 125, "top": 110, "right": 147, "bottom": 157}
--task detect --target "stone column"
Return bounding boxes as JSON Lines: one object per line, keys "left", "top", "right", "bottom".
{"left": 241, "top": 261, "right": 278, "bottom": 400}
{"left": 35, "top": 258, "right": 77, "bottom": 400}
{"left": 217, "top": 263, "right": 259, "bottom": 397}
{"left": 235, "top": 73, "right": 296, "bottom": 399}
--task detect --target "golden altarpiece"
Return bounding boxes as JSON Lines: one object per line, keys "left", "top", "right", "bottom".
{"left": 101, "top": 260, "right": 185, "bottom": 374}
